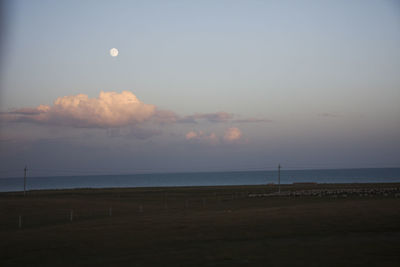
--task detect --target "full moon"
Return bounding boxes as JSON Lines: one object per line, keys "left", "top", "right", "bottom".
{"left": 110, "top": 48, "right": 119, "bottom": 57}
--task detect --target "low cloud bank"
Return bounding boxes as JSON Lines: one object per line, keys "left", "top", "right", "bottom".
{"left": 185, "top": 130, "right": 219, "bottom": 144}
{"left": 186, "top": 127, "right": 243, "bottom": 144}
{"left": 232, "top": 118, "right": 272, "bottom": 123}
{"left": 1, "top": 91, "right": 267, "bottom": 141}
{"left": 180, "top": 112, "right": 234, "bottom": 123}
{"left": 2, "top": 91, "right": 269, "bottom": 128}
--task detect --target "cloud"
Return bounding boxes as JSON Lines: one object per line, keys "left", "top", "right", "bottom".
{"left": 233, "top": 118, "right": 272, "bottom": 123}
{"left": 152, "top": 110, "right": 179, "bottom": 124}
{"left": 9, "top": 107, "right": 49, "bottom": 115}
{"left": 1, "top": 90, "right": 258, "bottom": 142}
{"left": 186, "top": 127, "right": 243, "bottom": 144}
{"left": 223, "top": 127, "right": 242, "bottom": 142}
{"left": 3, "top": 91, "right": 157, "bottom": 128}
{"left": 179, "top": 112, "right": 234, "bottom": 123}
{"left": 2, "top": 91, "right": 268, "bottom": 128}
{"left": 185, "top": 131, "right": 199, "bottom": 140}
{"left": 179, "top": 112, "right": 271, "bottom": 124}
{"left": 185, "top": 130, "right": 219, "bottom": 144}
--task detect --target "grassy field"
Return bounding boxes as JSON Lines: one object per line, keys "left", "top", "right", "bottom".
{"left": 1, "top": 183, "right": 400, "bottom": 266}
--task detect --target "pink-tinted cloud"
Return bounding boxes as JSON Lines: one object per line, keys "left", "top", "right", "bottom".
{"left": 186, "top": 128, "right": 243, "bottom": 144}
{"left": 185, "top": 130, "right": 219, "bottom": 144}
{"left": 4, "top": 91, "right": 157, "bottom": 128}
{"left": 185, "top": 131, "right": 199, "bottom": 140}
{"left": 1, "top": 91, "right": 256, "bottom": 143}
{"left": 2, "top": 91, "right": 269, "bottom": 130}
{"left": 223, "top": 127, "right": 242, "bottom": 142}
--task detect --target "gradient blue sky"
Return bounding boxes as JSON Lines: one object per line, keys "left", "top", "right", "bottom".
{"left": 0, "top": 0, "right": 399, "bottom": 177}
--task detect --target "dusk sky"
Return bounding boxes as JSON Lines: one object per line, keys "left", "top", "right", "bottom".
{"left": 0, "top": 0, "right": 399, "bottom": 177}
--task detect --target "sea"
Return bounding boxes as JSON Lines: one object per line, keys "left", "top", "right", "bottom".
{"left": 1, "top": 168, "right": 400, "bottom": 192}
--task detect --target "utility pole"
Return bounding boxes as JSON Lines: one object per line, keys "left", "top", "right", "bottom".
{"left": 278, "top": 164, "right": 281, "bottom": 194}
{"left": 24, "top": 165, "right": 27, "bottom": 196}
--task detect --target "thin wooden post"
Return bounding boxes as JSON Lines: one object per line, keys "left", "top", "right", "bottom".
{"left": 163, "top": 193, "right": 168, "bottom": 211}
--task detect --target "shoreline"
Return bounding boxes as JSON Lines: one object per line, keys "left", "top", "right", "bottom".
{"left": 2, "top": 166, "right": 399, "bottom": 179}
{"left": 2, "top": 181, "right": 400, "bottom": 195}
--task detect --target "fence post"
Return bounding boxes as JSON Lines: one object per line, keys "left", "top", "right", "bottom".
{"left": 70, "top": 210, "right": 74, "bottom": 222}
{"left": 163, "top": 193, "right": 168, "bottom": 211}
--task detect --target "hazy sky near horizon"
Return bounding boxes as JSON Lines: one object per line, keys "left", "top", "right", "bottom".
{"left": 0, "top": 0, "right": 399, "bottom": 177}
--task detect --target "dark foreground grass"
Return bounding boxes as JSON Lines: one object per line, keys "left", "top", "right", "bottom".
{"left": 1, "top": 183, "right": 400, "bottom": 266}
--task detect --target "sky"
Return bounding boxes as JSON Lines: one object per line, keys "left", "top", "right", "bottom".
{"left": 0, "top": 0, "right": 399, "bottom": 177}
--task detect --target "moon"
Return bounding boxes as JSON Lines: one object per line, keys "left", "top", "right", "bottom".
{"left": 110, "top": 48, "right": 119, "bottom": 57}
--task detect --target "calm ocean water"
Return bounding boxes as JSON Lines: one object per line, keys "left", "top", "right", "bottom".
{"left": 1, "top": 168, "right": 400, "bottom": 192}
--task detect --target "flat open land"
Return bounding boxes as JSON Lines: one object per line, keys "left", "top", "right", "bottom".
{"left": 1, "top": 183, "right": 400, "bottom": 266}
